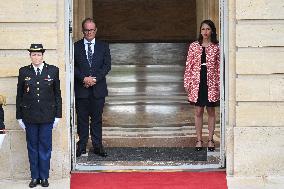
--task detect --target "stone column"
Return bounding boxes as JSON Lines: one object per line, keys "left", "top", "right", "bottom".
{"left": 73, "top": 0, "right": 93, "bottom": 41}
{"left": 196, "top": 0, "right": 219, "bottom": 38}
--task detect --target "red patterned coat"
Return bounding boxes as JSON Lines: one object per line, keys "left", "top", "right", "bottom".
{"left": 184, "top": 41, "right": 220, "bottom": 103}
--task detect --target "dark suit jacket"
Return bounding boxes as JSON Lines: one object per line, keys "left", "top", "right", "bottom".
{"left": 16, "top": 62, "right": 62, "bottom": 124}
{"left": 74, "top": 39, "right": 111, "bottom": 99}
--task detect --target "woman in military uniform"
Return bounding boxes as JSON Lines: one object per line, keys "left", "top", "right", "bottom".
{"left": 16, "top": 44, "right": 62, "bottom": 188}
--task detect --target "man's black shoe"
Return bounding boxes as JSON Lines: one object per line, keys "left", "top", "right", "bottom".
{"left": 93, "top": 147, "right": 108, "bottom": 157}
{"left": 76, "top": 148, "right": 86, "bottom": 157}
{"left": 29, "top": 179, "right": 40, "bottom": 188}
{"left": 41, "top": 179, "right": 49, "bottom": 187}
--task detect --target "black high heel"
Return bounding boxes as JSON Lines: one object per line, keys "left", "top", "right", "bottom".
{"left": 195, "top": 140, "right": 203, "bottom": 151}
{"left": 208, "top": 139, "right": 215, "bottom": 151}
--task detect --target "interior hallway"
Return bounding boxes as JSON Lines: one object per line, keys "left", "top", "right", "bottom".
{"left": 104, "top": 43, "right": 220, "bottom": 147}
{"left": 76, "top": 43, "right": 220, "bottom": 167}
{"left": 74, "top": 0, "right": 221, "bottom": 168}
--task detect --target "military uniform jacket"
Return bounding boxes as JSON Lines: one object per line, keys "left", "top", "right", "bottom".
{"left": 16, "top": 62, "right": 62, "bottom": 124}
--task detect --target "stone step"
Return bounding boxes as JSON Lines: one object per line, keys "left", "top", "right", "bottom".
{"left": 103, "top": 103, "right": 220, "bottom": 127}
{"left": 108, "top": 82, "right": 186, "bottom": 96}
{"left": 110, "top": 43, "right": 188, "bottom": 65}
{"left": 110, "top": 64, "right": 185, "bottom": 72}
{"left": 106, "top": 95, "right": 187, "bottom": 105}
{"left": 80, "top": 125, "right": 221, "bottom": 147}
{"left": 103, "top": 125, "right": 221, "bottom": 138}
{"left": 102, "top": 137, "right": 221, "bottom": 148}
{"left": 108, "top": 70, "right": 183, "bottom": 83}
{"left": 103, "top": 103, "right": 193, "bottom": 127}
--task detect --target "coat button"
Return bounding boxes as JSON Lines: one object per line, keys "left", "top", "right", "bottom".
{"left": 37, "top": 88, "right": 39, "bottom": 90}
{"left": 37, "top": 94, "right": 39, "bottom": 96}
{"left": 37, "top": 82, "right": 39, "bottom": 84}
{"left": 38, "top": 100, "right": 40, "bottom": 102}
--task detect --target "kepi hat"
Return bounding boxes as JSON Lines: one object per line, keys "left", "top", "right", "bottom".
{"left": 27, "top": 44, "right": 45, "bottom": 53}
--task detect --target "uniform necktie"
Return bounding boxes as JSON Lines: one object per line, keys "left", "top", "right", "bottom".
{"left": 36, "top": 68, "right": 41, "bottom": 76}
{"left": 87, "top": 43, "right": 93, "bottom": 66}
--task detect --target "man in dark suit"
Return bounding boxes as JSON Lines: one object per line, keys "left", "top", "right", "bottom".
{"left": 16, "top": 44, "right": 62, "bottom": 188}
{"left": 74, "top": 18, "right": 111, "bottom": 157}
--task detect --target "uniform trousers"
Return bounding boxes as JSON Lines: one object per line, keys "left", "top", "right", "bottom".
{"left": 25, "top": 122, "right": 53, "bottom": 179}
{"left": 0, "top": 105, "right": 4, "bottom": 130}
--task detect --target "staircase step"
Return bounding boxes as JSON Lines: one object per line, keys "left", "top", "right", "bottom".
{"left": 110, "top": 43, "right": 188, "bottom": 65}
{"left": 103, "top": 103, "right": 192, "bottom": 127}
{"left": 108, "top": 82, "right": 186, "bottom": 96}
{"left": 103, "top": 102, "right": 220, "bottom": 127}
{"left": 111, "top": 64, "right": 185, "bottom": 72}
{"left": 106, "top": 95, "right": 187, "bottom": 105}
{"left": 108, "top": 70, "right": 183, "bottom": 83}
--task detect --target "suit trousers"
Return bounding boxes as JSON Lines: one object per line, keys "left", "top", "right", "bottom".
{"left": 76, "top": 95, "right": 105, "bottom": 149}
{"left": 25, "top": 122, "right": 53, "bottom": 179}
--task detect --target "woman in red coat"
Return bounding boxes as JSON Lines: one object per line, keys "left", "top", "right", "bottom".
{"left": 184, "top": 20, "right": 220, "bottom": 151}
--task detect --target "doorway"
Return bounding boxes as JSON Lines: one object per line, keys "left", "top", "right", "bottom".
{"left": 69, "top": 0, "right": 226, "bottom": 171}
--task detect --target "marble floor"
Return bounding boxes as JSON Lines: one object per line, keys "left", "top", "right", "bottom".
{"left": 76, "top": 43, "right": 221, "bottom": 169}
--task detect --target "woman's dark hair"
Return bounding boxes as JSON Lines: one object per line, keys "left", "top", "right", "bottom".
{"left": 81, "top": 17, "right": 96, "bottom": 30}
{"left": 198, "top": 19, "right": 219, "bottom": 44}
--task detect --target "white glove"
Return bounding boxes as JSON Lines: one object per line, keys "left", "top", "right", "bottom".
{"left": 53, "top": 118, "right": 60, "bottom": 129}
{"left": 17, "top": 119, "right": 25, "bottom": 130}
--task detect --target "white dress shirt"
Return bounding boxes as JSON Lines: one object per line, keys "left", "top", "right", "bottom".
{"left": 84, "top": 38, "right": 96, "bottom": 59}
{"left": 32, "top": 63, "right": 44, "bottom": 75}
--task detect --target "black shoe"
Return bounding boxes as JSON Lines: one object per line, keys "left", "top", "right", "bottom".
{"left": 41, "top": 179, "right": 49, "bottom": 187}
{"left": 76, "top": 147, "right": 86, "bottom": 157}
{"left": 195, "top": 140, "right": 203, "bottom": 151}
{"left": 29, "top": 179, "right": 40, "bottom": 188}
{"left": 93, "top": 146, "right": 108, "bottom": 157}
{"left": 207, "top": 140, "right": 215, "bottom": 151}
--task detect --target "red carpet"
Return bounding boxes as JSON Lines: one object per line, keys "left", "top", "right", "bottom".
{"left": 71, "top": 171, "right": 227, "bottom": 189}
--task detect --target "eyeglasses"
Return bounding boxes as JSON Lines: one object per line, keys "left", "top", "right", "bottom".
{"left": 83, "top": 29, "right": 97, "bottom": 34}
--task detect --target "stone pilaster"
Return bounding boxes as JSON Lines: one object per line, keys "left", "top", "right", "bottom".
{"left": 73, "top": 0, "right": 93, "bottom": 41}
{"left": 196, "top": 0, "right": 219, "bottom": 38}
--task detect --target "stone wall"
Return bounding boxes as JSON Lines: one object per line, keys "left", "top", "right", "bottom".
{"left": 0, "top": 0, "right": 70, "bottom": 180}
{"left": 73, "top": 0, "right": 93, "bottom": 42}
{"left": 227, "top": 0, "right": 284, "bottom": 179}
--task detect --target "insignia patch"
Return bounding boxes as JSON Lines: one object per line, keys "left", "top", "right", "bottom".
{"left": 25, "top": 77, "right": 31, "bottom": 81}
{"left": 44, "top": 75, "right": 53, "bottom": 81}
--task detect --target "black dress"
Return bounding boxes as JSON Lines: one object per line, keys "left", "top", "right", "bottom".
{"left": 192, "top": 47, "right": 219, "bottom": 107}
